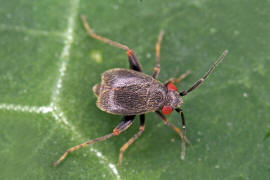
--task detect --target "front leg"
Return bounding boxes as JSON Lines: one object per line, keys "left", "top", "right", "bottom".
{"left": 164, "top": 70, "right": 191, "bottom": 86}
{"left": 155, "top": 111, "right": 189, "bottom": 160}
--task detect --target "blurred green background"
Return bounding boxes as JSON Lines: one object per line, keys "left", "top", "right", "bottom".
{"left": 0, "top": 0, "right": 269, "bottom": 179}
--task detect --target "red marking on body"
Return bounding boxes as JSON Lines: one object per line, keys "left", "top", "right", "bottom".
{"left": 167, "top": 83, "right": 177, "bottom": 91}
{"left": 126, "top": 50, "right": 134, "bottom": 56}
{"left": 162, "top": 106, "right": 173, "bottom": 115}
{"left": 167, "top": 83, "right": 178, "bottom": 91}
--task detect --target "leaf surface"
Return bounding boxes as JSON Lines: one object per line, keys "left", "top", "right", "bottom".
{"left": 1, "top": 0, "right": 270, "bottom": 179}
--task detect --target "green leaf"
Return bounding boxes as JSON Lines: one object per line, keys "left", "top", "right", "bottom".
{"left": 1, "top": 0, "right": 269, "bottom": 179}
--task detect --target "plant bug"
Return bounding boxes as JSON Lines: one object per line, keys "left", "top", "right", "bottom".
{"left": 54, "top": 15, "right": 228, "bottom": 167}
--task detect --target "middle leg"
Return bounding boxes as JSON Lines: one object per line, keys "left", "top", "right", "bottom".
{"left": 152, "top": 30, "right": 165, "bottom": 79}
{"left": 118, "top": 114, "right": 145, "bottom": 166}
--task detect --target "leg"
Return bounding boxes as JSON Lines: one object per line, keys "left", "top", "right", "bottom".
{"left": 175, "top": 108, "right": 186, "bottom": 160}
{"left": 81, "top": 15, "right": 129, "bottom": 51}
{"left": 152, "top": 30, "right": 165, "bottom": 79}
{"left": 53, "top": 115, "right": 135, "bottom": 167}
{"left": 180, "top": 50, "right": 228, "bottom": 96}
{"left": 118, "top": 114, "right": 145, "bottom": 166}
{"left": 175, "top": 108, "right": 186, "bottom": 137}
{"left": 155, "top": 111, "right": 189, "bottom": 143}
{"left": 126, "top": 50, "right": 142, "bottom": 72}
{"left": 164, "top": 70, "right": 191, "bottom": 86}
{"left": 155, "top": 111, "right": 189, "bottom": 159}
{"left": 81, "top": 15, "right": 142, "bottom": 72}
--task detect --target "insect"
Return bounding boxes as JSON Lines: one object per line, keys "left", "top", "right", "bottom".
{"left": 54, "top": 15, "right": 228, "bottom": 167}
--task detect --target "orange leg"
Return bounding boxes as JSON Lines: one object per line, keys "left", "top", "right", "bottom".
{"left": 156, "top": 111, "right": 189, "bottom": 160}
{"left": 54, "top": 115, "right": 135, "bottom": 167}
{"left": 81, "top": 15, "right": 143, "bottom": 72}
{"left": 164, "top": 70, "right": 191, "bottom": 86}
{"left": 81, "top": 15, "right": 129, "bottom": 51}
{"left": 152, "top": 30, "right": 165, "bottom": 79}
{"left": 118, "top": 114, "right": 145, "bottom": 166}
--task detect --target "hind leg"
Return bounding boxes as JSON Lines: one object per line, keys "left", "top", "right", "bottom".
{"left": 81, "top": 15, "right": 142, "bottom": 72}
{"left": 54, "top": 115, "right": 136, "bottom": 167}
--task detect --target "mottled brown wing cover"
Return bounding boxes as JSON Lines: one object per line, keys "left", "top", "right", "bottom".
{"left": 96, "top": 68, "right": 167, "bottom": 115}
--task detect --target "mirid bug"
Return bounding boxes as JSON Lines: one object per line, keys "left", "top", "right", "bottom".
{"left": 54, "top": 15, "right": 228, "bottom": 167}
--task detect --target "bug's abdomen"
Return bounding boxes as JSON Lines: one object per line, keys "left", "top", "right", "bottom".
{"left": 113, "top": 84, "right": 150, "bottom": 114}
{"left": 95, "top": 68, "right": 166, "bottom": 115}
{"left": 98, "top": 83, "right": 159, "bottom": 115}
{"left": 93, "top": 84, "right": 101, "bottom": 97}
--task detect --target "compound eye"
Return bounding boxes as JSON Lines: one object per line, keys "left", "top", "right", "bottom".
{"left": 167, "top": 83, "right": 177, "bottom": 91}
{"left": 162, "top": 106, "right": 173, "bottom": 115}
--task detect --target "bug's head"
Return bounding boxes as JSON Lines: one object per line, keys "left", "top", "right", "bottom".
{"left": 162, "top": 82, "right": 183, "bottom": 115}
{"left": 161, "top": 50, "right": 228, "bottom": 115}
